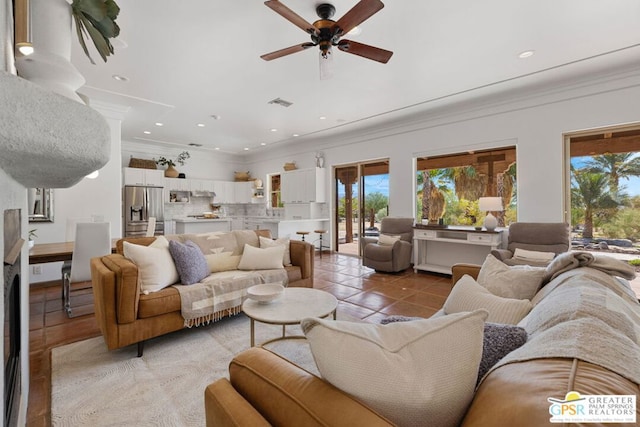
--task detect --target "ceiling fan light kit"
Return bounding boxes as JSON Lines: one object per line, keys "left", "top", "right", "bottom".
{"left": 261, "top": 0, "right": 393, "bottom": 77}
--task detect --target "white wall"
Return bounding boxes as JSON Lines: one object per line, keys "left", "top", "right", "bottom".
{"left": 121, "top": 141, "right": 246, "bottom": 182}
{"left": 30, "top": 102, "right": 125, "bottom": 283}
{"left": 1, "top": 1, "right": 29, "bottom": 423}
{"left": 244, "top": 70, "right": 640, "bottom": 246}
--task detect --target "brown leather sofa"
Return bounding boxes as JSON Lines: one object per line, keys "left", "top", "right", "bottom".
{"left": 90, "top": 230, "right": 314, "bottom": 356}
{"left": 205, "top": 263, "right": 640, "bottom": 426}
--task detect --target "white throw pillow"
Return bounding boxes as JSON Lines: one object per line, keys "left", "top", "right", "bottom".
{"left": 123, "top": 236, "right": 179, "bottom": 293}
{"left": 377, "top": 234, "right": 401, "bottom": 245}
{"left": 512, "top": 248, "right": 555, "bottom": 263}
{"left": 444, "top": 274, "right": 533, "bottom": 324}
{"left": 204, "top": 247, "right": 241, "bottom": 273}
{"left": 237, "top": 244, "right": 285, "bottom": 270}
{"left": 477, "top": 254, "right": 546, "bottom": 300}
{"left": 301, "top": 310, "right": 488, "bottom": 427}
{"left": 259, "top": 236, "right": 292, "bottom": 266}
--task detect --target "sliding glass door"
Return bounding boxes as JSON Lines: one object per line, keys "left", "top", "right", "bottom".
{"left": 334, "top": 160, "right": 389, "bottom": 256}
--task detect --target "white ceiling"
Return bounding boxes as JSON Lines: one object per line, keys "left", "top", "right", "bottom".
{"left": 71, "top": 0, "right": 640, "bottom": 155}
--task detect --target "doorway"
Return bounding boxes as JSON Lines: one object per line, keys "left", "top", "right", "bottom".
{"left": 334, "top": 160, "right": 389, "bottom": 256}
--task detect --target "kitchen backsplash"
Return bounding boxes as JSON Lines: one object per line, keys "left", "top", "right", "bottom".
{"left": 164, "top": 197, "right": 327, "bottom": 220}
{"left": 164, "top": 197, "right": 279, "bottom": 219}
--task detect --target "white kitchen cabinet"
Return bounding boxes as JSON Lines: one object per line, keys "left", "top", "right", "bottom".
{"left": 213, "top": 181, "right": 234, "bottom": 203}
{"left": 281, "top": 168, "right": 326, "bottom": 203}
{"left": 174, "top": 219, "right": 232, "bottom": 234}
{"left": 164, "top": 177, "right": 190, "bottom": 191}
{"left": 233, "top": 182, "right": 253, "bottom": 204}
{"left": 190, "top": 179, "right": 215, "bottom": 192}
{"left": 123, "top": 168, "right": 164, "bottom": 187}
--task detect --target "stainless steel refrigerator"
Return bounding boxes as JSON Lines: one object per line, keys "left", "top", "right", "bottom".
{"left": 124, "top": 186, "right": 165, "bottom": 237}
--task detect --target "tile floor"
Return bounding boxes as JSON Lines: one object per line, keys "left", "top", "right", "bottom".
{"left": 26, "top": 253, "right": 453, "bottom": 426}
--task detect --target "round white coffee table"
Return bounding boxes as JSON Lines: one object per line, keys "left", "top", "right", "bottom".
{"left": 242, "top": 287, "right": 338, "bottom": 347}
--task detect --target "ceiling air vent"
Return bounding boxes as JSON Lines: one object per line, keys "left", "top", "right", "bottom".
{"left": 188, "top": 143, "right": 203, "bottom": 147}
{"left": 268, "top": 97, "right": 293, "bottom": 108}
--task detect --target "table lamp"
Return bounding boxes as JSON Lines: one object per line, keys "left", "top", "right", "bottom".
{"left": 478, "top": 197, "right": 503, "bottom": 232}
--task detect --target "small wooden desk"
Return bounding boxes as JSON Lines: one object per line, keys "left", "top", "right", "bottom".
{"left": 29, "top": 239, "right": 119, "bottom": 264}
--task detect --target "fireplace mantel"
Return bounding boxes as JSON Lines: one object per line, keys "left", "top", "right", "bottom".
{"left": 0, "top": 71, "right": 110, "bottom": 188}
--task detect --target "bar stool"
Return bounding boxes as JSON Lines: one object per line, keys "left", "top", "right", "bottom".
{"left": 296, "top": 231, "right": 310, "bottom": 241}
{"left": 314, "top": 229, "right": 328, "bottom": 258}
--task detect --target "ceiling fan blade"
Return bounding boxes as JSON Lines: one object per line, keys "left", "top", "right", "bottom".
{"left": 261, "top": 43, "right": 315, "bottom": 61}
{"left": 333, "top": 0, "right": 384, "bottom": 35}
{"left": 337, "top": 40, "right": 393, "bottom": 64}
{"left": 264, "top": 1, "right": 319, "bottom": 35}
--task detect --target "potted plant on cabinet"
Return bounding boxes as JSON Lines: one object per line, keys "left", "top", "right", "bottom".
{"left": 71, "top": 0, "right": 121, "bottom": 64}
{"left": 156, "top": 151, "right": 190, "bottom": 177}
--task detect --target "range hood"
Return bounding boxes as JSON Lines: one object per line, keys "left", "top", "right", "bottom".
{"left": 190, "top": 190, "right": 216, "bottom": 198}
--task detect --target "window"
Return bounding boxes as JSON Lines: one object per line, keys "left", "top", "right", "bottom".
{"left": 415, "top": 147, "right": 517, "bottom": 227}
{"left": 567, "top": 127, "right": 640, "bottom": 241}
{"left": 269, "top": 174, "right": 281, "bottom": 208}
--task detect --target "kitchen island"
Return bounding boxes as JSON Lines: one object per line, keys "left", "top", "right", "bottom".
{"left": 241, "top": 217, "right": 330, "bottom": 242}
{"left": 173, "top": 218, "right": 232, "bottom": 234}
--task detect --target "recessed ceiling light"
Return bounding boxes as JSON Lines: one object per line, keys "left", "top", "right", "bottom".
{"left": 292, "top": 134, "right": 299, "bottom": 137}
{"left": 518, "top": 50, "right": 535, "bottom": 59}
{"left": 210, "top": 114, "right": 221, "bottom": 120}
{"left": 143, "top": 130, "right": 151, "bottom": 134}
{"left": 260, "top": 142, "right": 267, "bottom": 146}
{"left": 244, "top": 147, "right": 250, "bottom": 151}
{"left": 155, "top": 122, "right": 163, "bottom": 126}
{"left": 319, "top": 116, "right": 326, "bottom": 120}
{"left": 270, "top": 128, "right": 277, "bottom": 132}
{"left": 112, "top": 74, "right": 129, "bottom": 82}
{"left": 215, "top": 147, "right": 220, "bottom": 150}
{"left": 197, "top": 123, "right": 205, "bottom": 127}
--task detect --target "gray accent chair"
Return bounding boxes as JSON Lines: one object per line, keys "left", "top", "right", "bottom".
{"left": 362, "top": 217, "right": 414, "bottom": 273}
{"left": 491, "top": 222, "right": 571, "bottom": 266}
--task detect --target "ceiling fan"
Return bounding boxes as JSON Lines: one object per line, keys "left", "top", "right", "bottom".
{"left": 261, "top": 0, "right": 393, "bottom": 65}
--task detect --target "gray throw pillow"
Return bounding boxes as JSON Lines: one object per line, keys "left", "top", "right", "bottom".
{"left": 477, "top": 323, "right": 527, "bottom": 384}
{"left": 168, "top": 240, "right": 209, "bottom": 285}
{"left": 380, "top": 315, "right": 424, "bottom": 324}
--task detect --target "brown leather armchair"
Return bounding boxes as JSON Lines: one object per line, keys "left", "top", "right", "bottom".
{"left": 362, "top": 217, "right": 414, "bottom": 272}
{"left": 491, "top": 222, "right": 570, "bottom": 266}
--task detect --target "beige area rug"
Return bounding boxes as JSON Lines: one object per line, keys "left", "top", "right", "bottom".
{"left": 51, "top": 313, "right": 323, "bottom": 426}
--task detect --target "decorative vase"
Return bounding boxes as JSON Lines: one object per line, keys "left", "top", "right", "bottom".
{"left": 28, "top": 240, "right": 35, "bottom": 250}
{"left": 164, "top": 165, "right": 179, "bottom": 178}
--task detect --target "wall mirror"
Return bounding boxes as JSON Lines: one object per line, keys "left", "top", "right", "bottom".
{"left": 28, "top": 188, "right": 54, "bottom": 223}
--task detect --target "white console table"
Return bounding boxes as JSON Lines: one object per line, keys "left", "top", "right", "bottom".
{"left": 413, "top": 227, "right": 503, "bottom": 275}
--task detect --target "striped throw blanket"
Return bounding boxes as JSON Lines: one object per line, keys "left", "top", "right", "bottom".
{"left": 174, "top": 269, "right": 289, "bottom": 327}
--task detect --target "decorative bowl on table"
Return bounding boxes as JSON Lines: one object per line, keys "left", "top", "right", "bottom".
{"left": 247, "top": 283, "right": 284, "bottom": 304}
